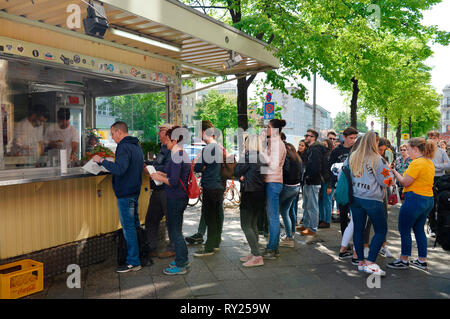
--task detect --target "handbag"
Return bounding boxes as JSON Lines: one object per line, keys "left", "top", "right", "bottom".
{"left": 180, "top": 162, "right": 201, "bottom": 199}
{"left": 388, "top": 193, "right": 398, "bottom": 205}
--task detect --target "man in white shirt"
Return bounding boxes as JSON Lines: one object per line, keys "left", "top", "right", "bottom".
{"left": 13, "top": 104, "right": 49, "bottom": 164}
{"left": 45, "top": 108, "right": 79, "bottom": 162}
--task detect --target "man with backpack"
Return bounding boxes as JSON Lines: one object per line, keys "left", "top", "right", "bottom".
{"left": 427, "top": 131, "right": 450, "bottom": 236}
{"left": 193, "top": 120, "right": 225, "bottom": 257}
{"left": 328, "top": 127, "right": 358, "bottom": 236}
{"left": 297, "top": 129, "right": 330, "bottom": 236}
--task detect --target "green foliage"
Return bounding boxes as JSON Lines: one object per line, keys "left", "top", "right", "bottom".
{"left": 195, "top": 90, "right": 238, "bottom": 134}
{"left": 333, "top": 111, "right": 369, "bottom": 134}
{"left": 181, "top": 0, "right": 449, "bottom": 132}
{"left": 140, "top": 141, "right": 161, "bottom": 158}
{"left": 97, "top": 92, "right": 166, "bottom": 142}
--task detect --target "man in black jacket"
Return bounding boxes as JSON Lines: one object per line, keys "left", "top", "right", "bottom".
{"left": 144, "top": 123, "right": 175, "bottom": 259}
{"left": 327, "top": 127, "right": 358, "bottom": 236}
{"left": 93, "top": 121, "right": 144, "bottom": 273}
{"left": 298, "top": 129, "right": 329, "bottom": 236}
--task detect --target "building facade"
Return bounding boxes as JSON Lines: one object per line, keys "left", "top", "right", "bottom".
{"left": 181, "top": 81, "right": 197, "bottom": 129}
{"left": 271, "top": 88, "right": 333, "bottom": 139}
{"left": 441, "top": 84, "right": 450, "bottom": 134}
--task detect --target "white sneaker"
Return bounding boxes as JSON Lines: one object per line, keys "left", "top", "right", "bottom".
{"left": 364, "top": 247, "right": 369, "bottom": 259}
{"left": 363, "top": 263, "right": 386, "bottom": 276}
{"left": 379, "top": 247, "right": 394, "bottom": 258}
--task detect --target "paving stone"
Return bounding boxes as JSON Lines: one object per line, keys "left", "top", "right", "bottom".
{"left": 29, "top": 202, "right": 450, "bottom": 299}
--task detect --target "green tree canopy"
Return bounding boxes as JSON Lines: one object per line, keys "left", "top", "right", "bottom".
{"left": 333, "top": 111, "right": 368, "bottom": 134}
{"left": 97, "top": 92, "right": 166, "bottom": 142}
{"left": 194, "top": 90, "right": 238, "bottom": 137}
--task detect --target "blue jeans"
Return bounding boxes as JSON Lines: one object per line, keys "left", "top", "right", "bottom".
{"left": 117, "top": 196, "right": 141, "bottom": 266}
{"left": 399, "top": 192, "right": 434, "bottom": 259}
{"left": 291, "top": 192, "right": 300, "bottom": 232}
{"left": 319, "top": 182, "right": 333, "bottom": 224}
{"left": 350, "top": 197, "right": 387, "bottom": 262}
{"left": 266, "top": 182, "right": 283, "bottom": 250}
{"left": 166, "top": 197, "right": 189, "bottom": 267}
{"left": 303, "top": 185, "right": 321, "bottom": 232}
{"left": 280, "top": 185, "right": 301, "bottom": 238}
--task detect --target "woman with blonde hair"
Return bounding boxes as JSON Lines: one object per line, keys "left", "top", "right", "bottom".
{"left": 388, "top": 138, "right": 436, "bottom": 270}
{"left": 234, "top": 135, "right": 266, "bottom": 267}
{"left": 348, "top": 131, "right": 392, "bottom": 276}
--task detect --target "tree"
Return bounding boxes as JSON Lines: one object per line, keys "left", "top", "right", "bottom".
{"left": 98, "top": 92, "right": 166, "bottom": 142}
{"left": 182, "top": 0, "right": 449, "bottom": 131}
{"left": 333, "top": 111, "right": 368, "bottom": 134}
{"left": 194, "top": 90, "right": 238, "bottom": 140}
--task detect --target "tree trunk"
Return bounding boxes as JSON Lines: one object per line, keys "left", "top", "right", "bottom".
{"left": 396, "top": 119, "right": 402, "bottom": 151}
{"left": 350, "top": 77, "right": 359, "bottom": 128}
{"left": 408, "top": 116, "right": 412, "bottom": 138}
{"left": 383, "top": 116, "right": 388, "bottom": 138}
{"left": 237, "top": 77, "right": 249, "bottom": 131}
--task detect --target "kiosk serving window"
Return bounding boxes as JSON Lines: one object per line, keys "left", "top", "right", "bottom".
{"left": 0, "top": 58, "right": 85, "bottom": 170}
{"left": 0, "top": 57, "right": 168, "bottom": 171}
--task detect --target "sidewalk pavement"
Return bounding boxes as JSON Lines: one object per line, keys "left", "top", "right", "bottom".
{"left": 27, "top": 201, "right": 450, "bottom": 299}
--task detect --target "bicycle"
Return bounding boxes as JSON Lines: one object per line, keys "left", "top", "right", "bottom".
{"left": 224, "top": 179, "right": 241, "bottom": 205}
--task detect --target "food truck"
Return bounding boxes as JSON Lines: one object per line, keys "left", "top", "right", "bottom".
{"left": 0, "top": 0, "right": 279, "bottom": 277}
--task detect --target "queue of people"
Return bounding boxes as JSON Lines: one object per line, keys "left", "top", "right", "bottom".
{"left": 91, "top": 118, "right": 448, "bottom": 278}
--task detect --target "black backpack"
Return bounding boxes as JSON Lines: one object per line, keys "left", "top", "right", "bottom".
{"left": 320, "top": 147, "right": 331, "bottom": 184}
{"left": 117, "top": 226, "right": 153, "bottom": 267}
{"left": 434, "top": 175, "right": 450, "bottom": 251}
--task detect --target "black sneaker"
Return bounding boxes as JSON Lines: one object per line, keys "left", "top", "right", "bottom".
{"left": 262, "top": 249, "right": 277, "bottom": 260}
{"left": 410, "top": 259, "right": 427, "bottom": 270}
{"left": 339, "top": 251, "right": 353, "bottom": 260}
{"left": 185, "top": 233, "right": 204, "bottom": 244}
{"left": 351, "top": 258, "right": 359, "bottom": 266}
{"left": 115, "top": 264, "right": 142, "bottom": 273}
{"left": 387, "top": 259, "right": 409, "bottom": 270}
{"left": 193, "top": 249, "right": 215, "bottom": 257}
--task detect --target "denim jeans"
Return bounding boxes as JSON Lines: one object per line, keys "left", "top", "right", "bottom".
{"left": 291, "top": 192, "right": 300, "bottom": 232}
{"left": 350, "top": 197, "right": 387, "bottom": 262}
{"left": 399, "top": 192, "right": 434, "bottom": 259}
{"left": 279, "top": 185, "right": 301, "bottom": 238}
{"left": 166, "top": 197, "right": 189, "bottom": 267}
{"left": 117, "top": 196, "right": 141, "bottom": 266}
{"left": 303, "top": 185, "right": 321, "bottom": 232}
{"left": 266, "top": 182, "right": 283, "bottom": 250}
{"left": 319, "top": 182, "right": 333, "bottom": 224}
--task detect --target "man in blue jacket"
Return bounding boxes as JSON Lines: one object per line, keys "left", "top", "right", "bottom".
{"left": 93, "top": 121, "right": 144, "bottom": 273}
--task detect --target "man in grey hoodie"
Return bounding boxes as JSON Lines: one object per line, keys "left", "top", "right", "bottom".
{"left": 427, "top": 131, "right": 450, "bottom": 234}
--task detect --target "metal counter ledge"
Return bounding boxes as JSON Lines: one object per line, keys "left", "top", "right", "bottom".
{"left": 0, "top": 167, "right": 110, "bottom": 187}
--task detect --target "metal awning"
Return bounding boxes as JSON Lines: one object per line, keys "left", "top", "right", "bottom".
{"left": 0, "top": 0, "right": 279, "bottom": 78}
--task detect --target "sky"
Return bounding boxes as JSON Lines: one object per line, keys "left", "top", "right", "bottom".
{"left": 197, "top": 1, "right": 450, "bottom": 129}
